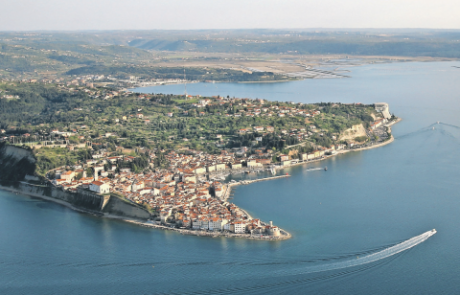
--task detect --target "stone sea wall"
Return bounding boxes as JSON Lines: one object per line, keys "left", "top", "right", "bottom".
{"left": 1, "top": 182, "right": 151, "bottom": 220}
{"left": 0, "top": 144, "right": 151, "bottom": 220}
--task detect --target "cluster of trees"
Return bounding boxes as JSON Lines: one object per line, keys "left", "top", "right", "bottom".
{"left": 0, "top": 83, "right": 94, "bottom": 129}
{"left": 229, "top": 132, "right": 300, "bottom": 151}
{"left": 117, "top": 154, "right": 149, "bottom": 173}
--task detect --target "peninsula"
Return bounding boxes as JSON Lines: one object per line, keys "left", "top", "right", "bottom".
{"left": 0, "top": 81, "right": 398, "bottom": 240}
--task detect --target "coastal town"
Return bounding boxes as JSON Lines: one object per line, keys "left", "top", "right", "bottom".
{"left": 0, "top": 80, "right": 397, "bottom": 239}
{"left": 50, "top": 149, "right": 295, "bottom": 238}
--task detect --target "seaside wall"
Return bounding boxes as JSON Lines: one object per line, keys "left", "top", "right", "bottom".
{"left": 11, "top": 183, "right": 103, "bottom": 212}
{"left": 101, "top": 196, "right": 151, "bottom": 219}
{"left": 0, "top": 183, "right": 152, "bottom": 220}
{"left": 0, "top": 144, "right": 151, "bottom": 220}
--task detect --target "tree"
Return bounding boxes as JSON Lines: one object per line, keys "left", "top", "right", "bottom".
{"left": 86, "top": 167, "right": 93, "bottom": 177}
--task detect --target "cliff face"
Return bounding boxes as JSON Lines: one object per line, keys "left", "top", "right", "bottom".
{"left": 0, "top": 144, "right": 37, "bottom": 182}
{"left": 101, "top": 196, "right": 151, "bottom": 219}
{"left": 0, "top": 144, "right": 151, "bottom": 220}
{"left": 339, "top": 124, "right": 367, "bottom": 141}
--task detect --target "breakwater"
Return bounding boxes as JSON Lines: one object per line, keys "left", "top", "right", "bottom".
{"left": 222, "top": 174, "right": 291, "bottom": 201}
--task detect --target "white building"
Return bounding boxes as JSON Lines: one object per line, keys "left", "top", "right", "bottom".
{"left": 230, "top": 221, "right": 247, "bottom": 233}
{"left": 375, "top": 102, "right": 392, "bottom": 120}
{"left": 60, "top": 171, "right": 75, "bottom": 182}
{"left": 208, "top": 218, "right": 228, "bottom": 231}
{"left": 89, "top": 181, "right": 110, "bottom": 194}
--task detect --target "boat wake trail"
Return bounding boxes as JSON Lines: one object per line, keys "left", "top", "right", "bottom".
{"left": 439, "top": 122, "right": 460, "bottom": 130}
{"left": 305, "top": 168, "right": 323, "bottom": 172}
{"left": 397, "top": 123, "right": 437, "bottom": 139}
{"left": 288, "top": 229, "right": 437, "bottom": 276}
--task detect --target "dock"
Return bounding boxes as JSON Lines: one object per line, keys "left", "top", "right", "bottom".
{"left": 221, "top": 174, "right": 290, "bottom": 201}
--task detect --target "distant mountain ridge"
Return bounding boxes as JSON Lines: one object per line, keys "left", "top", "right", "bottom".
{"left": 128, "top": 38, "right": 460, "bottom": 58}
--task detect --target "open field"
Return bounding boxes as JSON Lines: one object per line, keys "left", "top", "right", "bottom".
{"left": 149, "top": 53, "right": 456, "bottom": 77}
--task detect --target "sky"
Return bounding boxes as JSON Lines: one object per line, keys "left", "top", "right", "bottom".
{"left": 0, "top": 0, "right": 459, "bottom": 31}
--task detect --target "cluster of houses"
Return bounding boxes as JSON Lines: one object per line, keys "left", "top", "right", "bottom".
{"left": 50, "top": 151, "right": 282, "bottom": 236}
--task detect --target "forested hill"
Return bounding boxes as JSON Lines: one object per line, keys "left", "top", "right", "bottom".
{"left": 125, "top": 29, "right": 460, "bottom": 58}
{"left": 0, "top": 83, "right": 93, "bottom": 129}
{"left": 129, "top": 38, "right": 460, "bottom": 58}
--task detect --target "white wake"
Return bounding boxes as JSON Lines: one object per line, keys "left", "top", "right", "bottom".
{"left": 306, "top": 168, "right": 323, "bottom": 172}
{"left": 291, "top": 229, "right": 437, "bottom": 275}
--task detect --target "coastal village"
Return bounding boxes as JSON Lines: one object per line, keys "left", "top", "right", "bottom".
{"left": 51, "top": 149, "right": 290, "bottom": 238}
{"left": 0, "top": 80, "right": 395, "bottom": 239}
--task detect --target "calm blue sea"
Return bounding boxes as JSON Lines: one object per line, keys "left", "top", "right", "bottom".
{"left": 1, "top": 62, "right": 460, "bottom": 294}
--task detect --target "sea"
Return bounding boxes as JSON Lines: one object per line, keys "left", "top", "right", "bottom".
{"left": 1, "top": 62, "right": 460, "bottom": 294}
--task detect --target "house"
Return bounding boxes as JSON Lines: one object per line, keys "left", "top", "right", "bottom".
{"left": 137, "top": 113, "right": 143, "bottom": 119}
{"left": 167, "top": 113, "right": 173, "bottom": 117}
{"left": 193, "top": 217, "right": 209, "bottom": 229}
{"left": 209, "top": 218, "right": 228, "bottom": 231}
{"left": 266, "top": 126, "right": 275, "bottom": 132}
{"left": 215, "top": 163, "right": 226, "bottom": 171}
{"left": 307, "top": 153, "right": 316, "bottom": 160}
{"left": 61, "top": 171, "right": 75, "bottom": 182}
{"left": 89, "top": 181, "right": 110, "bottom": 194}
{"left": 53, "top": 179, "right": 68, "bottom": 185}
{"left": 281, "top": 160, "right": 291, "bottom": 166}
{"left": 193, "top": 166, "right": 206, "bottom": 175}
{"left": 230, "top": 162, "right": 243, "bottom": 170}
{"left": 278, "top": 154, "right": 289, "bottom": 162}
{"left": 370, "top": 119, "right": 384, "bottom": 130}
{"left": 247, "top": 159, "right": 262, "bottom": 168}
{"left": 230, "top": 221, "right": 247, "bottom": 233}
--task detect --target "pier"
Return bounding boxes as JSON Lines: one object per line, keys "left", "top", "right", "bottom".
{"left": 221, "top": 174, "right": 290, "bottom": 201}
{"left": 234, "top": 174, "right": 290, "bottom": 186}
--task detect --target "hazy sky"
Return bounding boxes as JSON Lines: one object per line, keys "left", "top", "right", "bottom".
{"left": 1, "top": 0, "right": 459, "bottom": 31}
